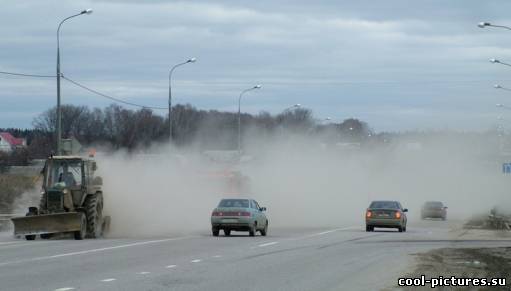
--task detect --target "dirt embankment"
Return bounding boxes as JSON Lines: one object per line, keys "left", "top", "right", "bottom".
{"left": 403, "top": 247, "right": 511, "bottom": 290}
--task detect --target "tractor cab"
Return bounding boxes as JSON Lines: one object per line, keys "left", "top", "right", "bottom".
{"left": 40, "top": 156, "right": 98, "bottom": 214}
{"left": 45, "top": 158, "right": 83, "bottom": 189}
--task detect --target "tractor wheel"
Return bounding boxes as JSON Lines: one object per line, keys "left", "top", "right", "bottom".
{"left": 84, "top": 193, "right": 104, "bottom": 238}
{"left": 74, "top": 212, "right": 87, "bottom": 240}
{"left": 24, "top": 208, "right": 38, "bottom": 240}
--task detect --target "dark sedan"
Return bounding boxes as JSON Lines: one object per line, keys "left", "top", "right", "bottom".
{"left": 365, "top": 200, "right": 408, "bottom": 232}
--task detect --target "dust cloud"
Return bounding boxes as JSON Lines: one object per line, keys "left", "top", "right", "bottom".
{"left": 97, "top": 132, "right": 511, "bottom": 237}
{"left": 99, "top": 146, "right": 225, "bottom": 237}
{"left": 245, "top": 134, "right": 511, "bottom": 228}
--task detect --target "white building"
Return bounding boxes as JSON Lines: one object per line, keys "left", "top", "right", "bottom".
{"left": 0, "top": 132, "right": 26, "bottom": 153}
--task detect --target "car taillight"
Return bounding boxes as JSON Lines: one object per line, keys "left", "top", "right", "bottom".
{"left": 212, "top": 211, "right": 223, "bottom": 216}
{"left": 366, "top": 211, "right": 372, "bottom": 218}
{"left": 395, "top": 211, "right": 401, "bottom": 219}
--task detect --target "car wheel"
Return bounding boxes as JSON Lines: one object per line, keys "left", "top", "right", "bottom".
{"left": 260, "top": 221, "right": 268, "bottom": 236}
{"left": 365, "top": 225, "right": 372, "bottom": 232}
{"left": 212, "top": 228, "right": 219, "bottom": 237}
{"left": 249, "top": 223, "right": 256, "bottom": 237}
{"left": 224, "top": 229, "right": 231, "bottom": 236}
{"left": 398, "top": 226, "right": 403, "bottom": 232}
{"left": 403, "top": 225, "right": 407, "bottom": 232}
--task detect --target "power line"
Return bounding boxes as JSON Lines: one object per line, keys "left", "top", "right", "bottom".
{"left": 62, "top": 75, "right": 167, "bottom": 110}
{"left": 0, "top": 71, "right": 168, "bottom": 110}
{"left": 0, "top": 69, "right": 168, "bottom": 110}
{"left": 0, "top": 71, "right": 54, "bottom": 78}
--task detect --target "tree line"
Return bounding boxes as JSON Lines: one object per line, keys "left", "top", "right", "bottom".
{"left": 1, "top": 103, "right": 372, "bottom": 162}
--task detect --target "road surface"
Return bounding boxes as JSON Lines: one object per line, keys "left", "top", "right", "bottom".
{"left": 0, "top": 220, "right": 509, "bottom": 291}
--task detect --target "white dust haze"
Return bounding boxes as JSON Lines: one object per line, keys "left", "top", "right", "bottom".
{"left": 96, "top": 133, "right": 511, "bottom": 237}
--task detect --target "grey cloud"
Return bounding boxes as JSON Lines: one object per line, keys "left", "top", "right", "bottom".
{"left": 2, "top": 0, "right": 511, "bottom": 130}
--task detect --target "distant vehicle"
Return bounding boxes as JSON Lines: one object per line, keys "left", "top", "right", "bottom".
{"left": 211, "top": 198, "right": 268, "bottom": 237}
{"left": 365, "top": 200, "right": 408, "bottom": 232}
{"left": 421, "top": 201, "right": 447, "bottom": 220}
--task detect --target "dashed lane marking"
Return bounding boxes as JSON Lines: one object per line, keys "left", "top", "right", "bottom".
{"left": 138, "top": 271, "right": 150, "bottom": 275}
{"left": 258, "top": 241, "right": 279, "bottom": 247}
{"left": 0, "top": 241, "right": 24, "bottom": 245}
{"left": 0, "top": 236, "right": 195, "bottom": 267}
{"left": 166, "top": 265, "right": 177, "bottom": 268}
{"left": 316, "top": 230, "right": 338, "bottom": 235}
{"left": 101, "top": 278, "right": 116, "bottom": 282}
{"left": 191, "top": 259, "right": 202, "bottom": 263}
{"left": 54, "top": 288, "right": 75, "bottom": 291}
{"left": 298, "top": 226, "right": 360, "bottom": 239}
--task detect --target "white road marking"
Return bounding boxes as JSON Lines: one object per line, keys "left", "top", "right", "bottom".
{"left": 0, "top": 243, "right": 39, "bottom": 249}
{"left": 0, "top": 243, "right": 35, "bottom": 248}
{"left": 0, "top": 240, "right": 61, "bottom": 248}
{"left": 0, "top": 236, "right": 195, "bottom": 267}
{"left": 0, "top": 241, "right": 24, "bottom": 245}
{"left": 307, "top": 226, "right": 359, "bottom": 238}
{"left": 166, "top": 265, "right": 177, "bottom": 269}
{"left": 212, "top": 255, "right": 222, "bottom": 258}
{"left": 191, "top": 259, "right": 202, "bottom": 263}
{"left": 54, "top": 288, "right": 75, "bottom": 291}
{"left": 316, "top": 230, "right": 338, "bottom": 235}
{"left": 138, "top": 271, "right": 150, "bottom": 275}
{"left": 258, "top": 241, "right": 279, "bottom": 247}
{"left": 101, "top": 278, "right": 116, "bottom": 282}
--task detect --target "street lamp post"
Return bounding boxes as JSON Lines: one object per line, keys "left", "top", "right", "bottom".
{"left": 490, "top": 58, "right": 511, "bottom": 68}
{"left": 496, "top": 103, "right": 511, "bottom": 110}
{"left": 168, "top": 57, "right": 196, "bottom": 141}
{"left": 56, "top": 9, "right": 93, "bottom": 155}
{"left": 478, "top": 22, "right": 511, "bottom": 30}
{"left": 237, "top": 85, "right": 261, "bottom": 155}
{"left": 494, "top": 84, "right": 511, "bottom": 92}
{"left": 282, "top": 104, "right": 301, "bottom": 113}
{"left": 278, "top": 104, "right": 301, "bottom": 134}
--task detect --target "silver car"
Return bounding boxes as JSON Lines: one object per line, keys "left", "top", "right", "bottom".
{"left": 211, "top": 198, "right": 268, "bottom": 237}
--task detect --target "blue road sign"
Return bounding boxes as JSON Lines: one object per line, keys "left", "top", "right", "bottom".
{"left": 503, "top": 163, "right": 511, "bottom": 174}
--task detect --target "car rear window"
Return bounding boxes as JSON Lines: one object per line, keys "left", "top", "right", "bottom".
{"left": 218, "top": 199, "right": 249, "bottom": 208}
{"left": 425, "top": 201, "right": 443, "bottom": 207}
{"left": 369, "top": 201, "right": 399, "bottom": 209}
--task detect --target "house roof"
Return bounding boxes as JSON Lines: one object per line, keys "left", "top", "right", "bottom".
{"left": 0, "top": 132, "right": 24, "bottom": 146}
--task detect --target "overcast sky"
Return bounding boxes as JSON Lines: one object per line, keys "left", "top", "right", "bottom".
{"left": 2, "top": 0, "right": 511, "bottom": 131}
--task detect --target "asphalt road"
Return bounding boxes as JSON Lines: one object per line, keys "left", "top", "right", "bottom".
{"left": 0, "top": 220, "right": 510, "bottom": 291}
